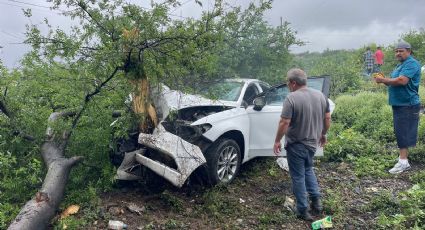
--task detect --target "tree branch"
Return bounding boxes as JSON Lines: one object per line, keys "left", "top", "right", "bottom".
{"left": 69, "top": 66, "right": 122, "bottom": 136}
{"left": 0, "top": 99, "right": 11, "bottom": 118}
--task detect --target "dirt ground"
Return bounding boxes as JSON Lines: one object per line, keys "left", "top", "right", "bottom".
{"left": 86, "top": 158, "right": 422, "bottom": 230}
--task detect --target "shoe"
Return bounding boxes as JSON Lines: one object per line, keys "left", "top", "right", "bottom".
{"left": 388, "top": 162, "right": 411, "bottom": 174}
{"left": 310, "top": 197, "right": 323, "bottom": 215}
{"left": 296, "top": 209, "right": 313, "bottom": 221}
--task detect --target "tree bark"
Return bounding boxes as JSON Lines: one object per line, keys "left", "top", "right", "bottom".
{"left": 8, "top": 112, "right": 83, "bottom": 230}
{"left": 131, "top": 78, "right": 158, "bottom": 133}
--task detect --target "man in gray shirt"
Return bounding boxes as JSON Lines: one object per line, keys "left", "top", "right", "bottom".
{"left": 273, "top": 68, "right": 331, "bottom": 221}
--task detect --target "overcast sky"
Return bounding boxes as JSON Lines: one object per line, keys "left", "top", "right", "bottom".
{"left": 0, "top": 0, "right": 424, "bottom": 68}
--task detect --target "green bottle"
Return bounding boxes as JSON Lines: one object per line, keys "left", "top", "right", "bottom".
{"left": 311, "top": 216, "right": 332, "bottom": 230}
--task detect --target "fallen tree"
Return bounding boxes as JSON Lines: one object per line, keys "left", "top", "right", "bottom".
{"left": 6, "top": 65, "right": 123, "bottom": 229}
{"left": 8, "top": 112, "right": 82, "bottom": 230}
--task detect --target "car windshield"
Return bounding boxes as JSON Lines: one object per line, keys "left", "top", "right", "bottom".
{"left": 198, "top": 81, "right": 244, "bottom": 101}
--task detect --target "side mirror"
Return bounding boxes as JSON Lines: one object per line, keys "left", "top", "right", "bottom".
{"left": 253, "top": 96, "right": 266, "bottom": 111}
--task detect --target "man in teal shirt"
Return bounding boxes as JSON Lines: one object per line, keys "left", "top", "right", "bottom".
{"left": 375, "top": 41, "right": 421, "bottom": 173}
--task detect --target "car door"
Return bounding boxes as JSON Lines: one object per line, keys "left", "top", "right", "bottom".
{"left": 245, "top": 84, "right": 290, "bottom": 158}
{"left": 246, "top": 76, "right": 331, "bottom": 159}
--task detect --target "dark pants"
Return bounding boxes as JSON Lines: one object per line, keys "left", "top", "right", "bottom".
{"left": 393, "top": 105, "right": 420, "bottom": 148}
{"left": 286, "top": 143, "right": 321, "bottom": 212}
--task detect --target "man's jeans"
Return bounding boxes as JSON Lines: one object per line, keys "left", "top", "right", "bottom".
{"left": 286, "top": 143, "right": 321, "bottom": 212}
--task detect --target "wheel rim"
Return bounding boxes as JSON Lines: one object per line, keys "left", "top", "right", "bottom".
{"left": 217, "top": 145, "right": 239, "bottom": 183}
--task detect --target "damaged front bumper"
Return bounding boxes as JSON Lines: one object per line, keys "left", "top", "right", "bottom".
{"left": 134, "top": 125, "right": 207, "bottom": 187}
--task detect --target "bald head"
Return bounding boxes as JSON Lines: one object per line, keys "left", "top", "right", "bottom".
{"left": 287, "top": 68, "right": 307, "bottom": 86}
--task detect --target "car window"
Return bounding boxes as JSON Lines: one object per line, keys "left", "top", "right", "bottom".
{"left": 307, "top": 76, "right": 330, "bottom": 97}
{"left": 198, "top": 81, "right": 244, "bottom": 101}
{"left": 243, "top": 84, "right": 260, "bottom": 104}
{"left": 307, "top": 78, "right": 324, "bottom": 91}
{"left": 259, "top": 82, "right": 270, "bottom": 92}
{"left": 264, "top": 85, "right": 289, "bottom": 106}
{"left": 261, "top": 76, "right": 330, "bottom": 106}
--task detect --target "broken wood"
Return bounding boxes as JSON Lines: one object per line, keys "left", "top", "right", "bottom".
{"left": 130, "top": 73, "right": 158, "bottom": 133}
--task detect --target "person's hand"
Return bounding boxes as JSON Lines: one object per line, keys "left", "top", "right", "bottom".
{"left": 319, "top": 134, "right": 327, "bottom": 147}
{"left": 273, "top": 142, "right": 281, "bottom": 155}
{"left": 373, "top": 73, "right": 385, "bottom": 83}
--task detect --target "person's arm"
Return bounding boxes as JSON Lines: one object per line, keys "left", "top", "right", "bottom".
{"left": 374, "top": 75, "right": 409, "bottom": 86}
{"left": 273, "top": 117, "right": 291, "bottom": 155}
{"left": 319, "top": 112, "right": 331, "bottom": 147}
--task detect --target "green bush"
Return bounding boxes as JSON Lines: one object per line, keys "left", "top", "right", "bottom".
{"left": 332, "top": 91, "right": 394, "bottom": 142}
{"left": 325, "top": 128, "right": 385, "bottom": 161}
{"left": 410, "top": 170, "right": 425, "bottom": 184}
{"left": 417, "top": 115, "right": 425, "bottom": 141}
{"left": 419, "top": 87, "right": 425, "bottom": 106}
{"left": 322, "top": 188, "right": 345, "bottom": 218}
{"left": 351, "top": 154, "right": 396, "bottom": 178}
{"left": 364, "top": 191, "right": 400, "bottom": 219}
{"left": 378, "top": 184, "right": 425, "bottom": 228}
{"left": 0, "top": 151, "right": 44, "bottom": 229}
{"left": 408, "top": 143, "right": 425, "bottom": 164}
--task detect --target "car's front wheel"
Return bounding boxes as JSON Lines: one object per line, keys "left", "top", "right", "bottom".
{"left": 205, "top": 138, "right": 241, "bottom": 185}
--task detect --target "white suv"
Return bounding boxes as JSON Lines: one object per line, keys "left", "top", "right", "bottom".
{"left": 116, "top": 77, "right": 334, "bottom": 187}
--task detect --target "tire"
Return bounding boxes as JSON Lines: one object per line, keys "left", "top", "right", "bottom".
{"left": 205, "top": 138, "right": 241, "bottom": 185}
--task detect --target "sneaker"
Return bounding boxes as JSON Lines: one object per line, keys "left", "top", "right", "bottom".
{"left": 388, "top": 162, "right": 411, "bottom": 174}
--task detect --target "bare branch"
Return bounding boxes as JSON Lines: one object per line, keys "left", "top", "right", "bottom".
{"left": 76, "top": 2, "right": 114, "bottom": 40}
{"left": 69, "top": 66, "right": 122, "bottom": 139}
{"left": 0, "top": 99, "right": 11, "bottom": 118}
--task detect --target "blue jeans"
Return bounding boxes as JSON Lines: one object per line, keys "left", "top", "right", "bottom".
{"left": 286, "top": 143, "right": 321, "bottom": 212}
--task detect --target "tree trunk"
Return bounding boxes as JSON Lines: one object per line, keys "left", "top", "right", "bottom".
{"left": 8, "top": 112, "right": 83, "bottom": 230}
{"left": 131, "top": 78, "right": 158, "bottom": 133}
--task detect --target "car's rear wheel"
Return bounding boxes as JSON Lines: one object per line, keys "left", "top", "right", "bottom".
{"left": 205, "top": 138, "right": 241, "bottom": 185}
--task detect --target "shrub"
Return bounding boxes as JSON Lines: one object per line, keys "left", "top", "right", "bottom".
{"left": 365, "top": 191, "right": 400, "bottom": 214}
{"left": 325, "top": 128, "right": 385, "bottom": 161}
{"left": 325, "top": 129, "right": 385, "bottom": 161}
{"left": 408, "top": 143, "right": 425, "bottom": 164}
{"left": 332, "top": 91, "right": 394, "bottom": 142}
{"left": 351, "top": 154, "right": 396, "bottom": 178}
{"left": 410, "top": 170, "right": 425, "bottom": 184}
{"left": 378, "top": 184, "right": 425, "bottom": 228}
{"left": 0, "top": 151, "right": 43, "bottom": 229}
{"left": 417, "top": 115, "right": 425, "bottom": 142}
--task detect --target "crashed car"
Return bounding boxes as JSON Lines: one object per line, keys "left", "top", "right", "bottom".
{"left": 115, "top": 77, "right": 334, "bottom": 187}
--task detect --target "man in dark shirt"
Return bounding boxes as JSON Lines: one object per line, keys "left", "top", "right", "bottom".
{"left": 273, "top": 68, "right": 331, "bottom": 221}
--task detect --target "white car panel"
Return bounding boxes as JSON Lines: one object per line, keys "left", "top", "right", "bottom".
{"left": 246, "top": 104, "right": 283, "bottom": 157}
{"left": 138, "top": 125, "right": 206, "bottom": 187}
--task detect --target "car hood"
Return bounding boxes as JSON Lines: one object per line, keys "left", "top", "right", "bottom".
{"left": 152, "top": 84, "right": 238, "bottom": 120}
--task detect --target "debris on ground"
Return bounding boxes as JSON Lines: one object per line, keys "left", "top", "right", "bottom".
{"left": 276, "top": 157, "right": 289, "bottom": 171}
{"left": 60, "top": 205, "right": 80, "bottom": 219}
{"left": 125, "top": 202, "right": 146, "bottom": 215}
{"left": 108, "top": 220, "right": 128, "bottom": 229}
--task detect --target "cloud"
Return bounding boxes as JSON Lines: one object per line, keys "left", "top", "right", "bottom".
{"left": 1, "top": 0, "right": 424, "bottom": 67}
{"left": 291, "top": 18, "right": 422, "bottom": 53}
{"left": 266, "top": 0, "right": 424, "bottom": 52}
